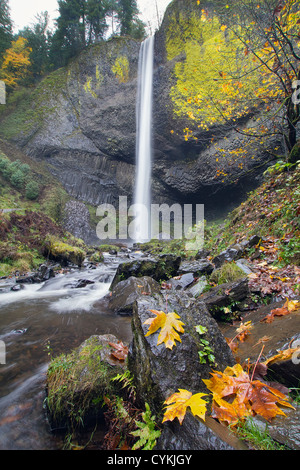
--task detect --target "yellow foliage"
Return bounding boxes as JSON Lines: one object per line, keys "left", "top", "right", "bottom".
{"left": 112, "top": 55, "right": 130, "bottom": 84}
{"left": 0, "top": 37, "right": 32, "bottom": 90}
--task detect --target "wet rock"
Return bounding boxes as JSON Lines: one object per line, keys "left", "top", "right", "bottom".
{"left": 252, "top": 405, "right": 300, "bottom": 450}
{"left": 34, "top": 264, "right": 55, "bottom": 282}
{"left": 110, "top": 254, "right": 181, "bottom": 289}
{"left": 235, "top": 259, "right": 253, "bottom": 275}
{"left": 168, "top": 273, "right": 195, "bottom": 291}
{"left": 212, "top": 244, "right": 244, "bottom": 268}
{"left": 46, "top": 334, "right": 125, "bottom": 431}
{"left": 128, "top": 290, "right": 238, "bottom": 449}
{"left": 109, "top": 276, "right": 161, "bottom": 314}
{"left": 72, "top": 279, "right": 95, "bottom": 289}
{"left": 178, "top": 260, "right": 214, "bottom": 277}
{"left": 199, "top": 277, "right": 250, "bottom": 321}
{"left": 186, "top": 276, "right": 208, "bottom": 298}
{"left": 195, "top": 249, "right": 211, "bottom": 260}
{"left": 10, "top": 284, "right": 25, "bottom": 291}
{"left": 128, "top": 291, "right": 235, "bottom": 416}
{"left": 212, "top": 236, "right": 262, "bottom": 269}
{"left": 16, "top": 264, "right": 55, "bottom": 284}
{"left": 157, "top": 413, "right": 248, "bottom": 450}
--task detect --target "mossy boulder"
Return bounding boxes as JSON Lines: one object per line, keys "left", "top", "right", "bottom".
{"left": 110, "top": 254, "right": 181, "bottom": 290}
{"left": 46, "top": 334, "right": 125, "bottom": 431}
{"left": 43, "top": 234, "right": 86, "bottom": 267}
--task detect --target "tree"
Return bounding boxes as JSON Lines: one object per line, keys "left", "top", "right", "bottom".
{"left": 19, "top": 12, "right": 51, "bottom": 80}
{"left": 117, "top": 0, "right": 138, "bottom": 36}
{"left": 0, "top": 37, "right": 32, "bottom": 91}
{"left": 49, "top": 0, "right": 145, "bottom": 68}
{"left": 171, "top": 0, "right": 300, "bottom": 161}
{"left": 86, "top": 0, "right": 109, "bottom": 42}
{"left": 216, "top": 0, "right": 300, "bottom": 154}
{"left": 0, "top": 0, "right": 13, "bottom": 64}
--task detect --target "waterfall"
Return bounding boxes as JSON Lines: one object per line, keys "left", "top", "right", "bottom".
{"left": 133, "top": 36, "right": 154, "bottom": 242}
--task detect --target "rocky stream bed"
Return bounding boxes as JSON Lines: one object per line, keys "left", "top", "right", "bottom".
{"left": 1, "top": 238, "right": 296, "bottom": 451}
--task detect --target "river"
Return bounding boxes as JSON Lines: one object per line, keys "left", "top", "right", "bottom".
{"left": 0, "top": 253, "right": 133, "bottom": 450}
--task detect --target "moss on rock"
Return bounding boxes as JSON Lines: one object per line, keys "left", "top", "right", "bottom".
{"left": 46, "top": 334, "right": 125, "bottom": 431}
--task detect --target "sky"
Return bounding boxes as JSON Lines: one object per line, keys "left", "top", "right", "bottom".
{"left": 8, "top": 0, "right": 172, "bottom": 33}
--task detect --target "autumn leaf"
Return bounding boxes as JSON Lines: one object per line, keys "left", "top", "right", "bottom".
{"left": 162, "top": 389, "right": 208, "bottom": 425}
{"left": 109, "top": 341, "right": 129, "bottom": 361}
{"left": 264, "top": 346, "right": 300, "bottom": 366}
{"left": 203, "top": 363, "right": 294, "bottom": 425}
{"left": 144, "top": 310, "right": 185, "bottom": 350}
{"left": 261, "top": 298, "right": 300, "bottom": 323}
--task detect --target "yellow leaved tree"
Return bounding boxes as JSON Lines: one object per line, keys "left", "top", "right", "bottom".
{"left": 167, "top": 0, "right": 300, "bottom": 160}
{"left": 0, "top": 37, "right": 32, "bottom": 92}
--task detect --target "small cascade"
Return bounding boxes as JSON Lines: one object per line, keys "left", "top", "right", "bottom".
{"left": 133, "top": 35, "right": 155, "bottom": 242}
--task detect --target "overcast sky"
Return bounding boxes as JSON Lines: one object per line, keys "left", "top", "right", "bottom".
{"left": 9, "top": 0, "right": 172, "bottom": 33}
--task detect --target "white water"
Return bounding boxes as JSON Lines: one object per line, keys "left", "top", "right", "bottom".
{"left": 134, "top": 36, "right": 155, "bottom": 242}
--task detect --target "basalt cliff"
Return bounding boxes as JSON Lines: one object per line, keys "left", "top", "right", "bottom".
{"left": 0, "top": 0, "right": 281, "bottom": 241}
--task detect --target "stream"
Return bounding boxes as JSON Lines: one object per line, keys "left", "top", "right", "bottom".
{"left": 0, "top": 252, "right": 134, "bottom": 450}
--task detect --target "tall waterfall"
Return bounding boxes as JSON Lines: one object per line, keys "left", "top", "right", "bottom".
{"left": 133, "top": 36, "right": 154, "bottom": 242}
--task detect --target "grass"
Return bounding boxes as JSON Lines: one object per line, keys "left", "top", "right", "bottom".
{"left": 234, "top": 417, "right": 288, "bottom": 450}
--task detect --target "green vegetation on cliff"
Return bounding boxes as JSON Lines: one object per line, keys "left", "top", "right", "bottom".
{"left": 0, "top": 140, "right": 88, "bottom": 276}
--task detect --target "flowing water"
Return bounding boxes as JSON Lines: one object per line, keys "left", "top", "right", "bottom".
{"left": 134, "top": 36, "right": 155, "bottom": 242}
{"left": 0, "top": 254, "right": 133, "bottom": 450}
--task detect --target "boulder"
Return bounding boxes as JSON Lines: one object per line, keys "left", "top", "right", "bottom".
{"left": 46, "top": 334, "right": 125, "bottom": 431}
{"left": 128, "top": 290, "right": 242, "bottom": 449}
{"left": 156, "top": 413, "right": 248, "bottom": 451}
{"left": 199, "top": 278, "right": 250, "bottom": 321}
{"left": 212, "top": 244, "right": 244, "bottom": 268}
{"left": 177, "top": 260, "right": 214, "bottom": 277}
{"left": 186, "top": 276, "right": 208, "bottom": 298}
{"left": 72, "top": 279, "right": 95, "bottom": 289}
{"left": 108, "top": 276, "right": 161, "bottom": 314}
{"left": 128, "top": 290, "right": 235, "bottom": 416}
{"left": 16, "top": 264, "right": 55, "bottom": 284}
{"left": 168, "top": 272, "right": 195, "bottom": 291}
{"left": 110, "top": 254, "right": 181, "bottom": 289}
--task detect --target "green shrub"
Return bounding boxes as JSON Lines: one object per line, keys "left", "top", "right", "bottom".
{"left": 25, "top": 180, "right": 40, "bottom": 200}
{"left": 10, "top": 169, "right": 25, "bottom": 189}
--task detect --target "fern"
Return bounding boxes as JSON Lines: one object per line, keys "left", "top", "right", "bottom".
{"left": 131, "top": 403, "right": 161, "bottom": 450}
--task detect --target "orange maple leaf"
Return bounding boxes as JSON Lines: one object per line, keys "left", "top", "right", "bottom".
{"left": 203, "top": 363, "right": 294, "bottom": 425}
{"left": 261, "top": 298, "right": 300, "bottom": 323}
{"left": 109, "top": 341, "right": 129, "bottom": 361}
{"left": 144, "top": 310, "right": 185, "bottom": 350}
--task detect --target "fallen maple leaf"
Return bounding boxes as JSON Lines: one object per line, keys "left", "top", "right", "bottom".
{"left": 109, "top": 341, "right": 129, "bottom": 361}
{"left": 284, "top": 298, "right": 300, "bottom": 312}
{"left": 203, "top": 363, "right": 294, "bottom": 425}
{"left": 162, "top": 389, "right": 208, "bottom": 425}
{"left": 264, "top": 346, "right": 300, "bottom": 366}
{"left": 261, "top": 298, "right": 300, "bottom": 323}
{"left": 144, "top": 309, "right": 185, "bottom": 350}
{"left": 252, "top": 335, "right": 273, "bottom": 348}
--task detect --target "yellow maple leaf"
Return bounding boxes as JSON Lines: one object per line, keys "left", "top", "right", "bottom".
{"left": 284, "top": 298, "right": 300, "bottom": 312}
{"left": 162, "top": 389, "right": 208, "bottom": 425}
{"left": 144, "top": 310, "right": 185, "bottom": 350}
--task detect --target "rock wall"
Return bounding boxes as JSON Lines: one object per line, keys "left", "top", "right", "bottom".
{"left": 0, "top": 0, "right": 282, "bottom": 234}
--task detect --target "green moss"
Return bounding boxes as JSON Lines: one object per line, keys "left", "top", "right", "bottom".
{"left": 46, "top": 336, "right": 121, "bottom": 430}
{"left": 209, "top": 261, "right": 245, "bottom": 284}
{"left": 44, "top": 234, "right": 86, "bottom": 267}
